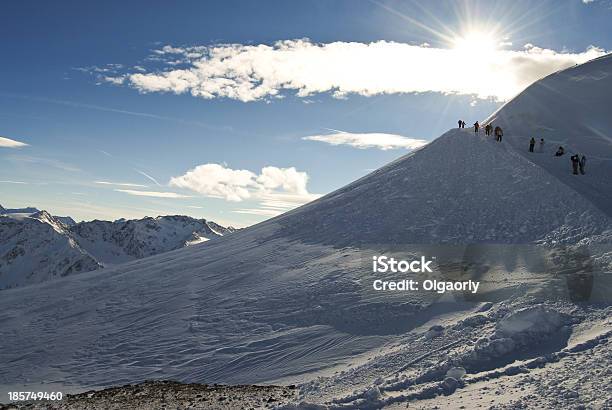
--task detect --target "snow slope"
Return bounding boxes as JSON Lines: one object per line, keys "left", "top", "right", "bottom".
{"left": 485, "top": 53, "right": 612, "bottom": 216}
{"left": 1, "top": 55, "right": 611, "bottom": 408}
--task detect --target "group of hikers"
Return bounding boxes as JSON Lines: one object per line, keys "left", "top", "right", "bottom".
{"left": 458, "top": 119, "right": 503, "bottom": 142}
{"left": 551, "top": 143, "right": 587, "bottom": 175}
{"left": 458, "top": 119, "right": 588, "bottom": 175}
{"left": 528, "top": 137, "right": 545, "bottom": 153}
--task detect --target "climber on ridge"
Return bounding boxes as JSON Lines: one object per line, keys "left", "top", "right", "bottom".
{"left": 494, "top": 126, "right": 503, "bottom": 142}
{"left": 571, "top": 154, "right": 580, "bottom": 174}
{"left": 474, "top": 121, "right": 480, "bottom": 133}
{"left": 529, "top": 137, "right": 536, "bottom": 152}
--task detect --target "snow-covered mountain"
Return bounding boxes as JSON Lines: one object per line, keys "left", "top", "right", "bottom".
{"left": 70, "top": 215, "right": 236, "bottom": 265}
{"left": 1, "top": 206, "right": 41, "bottom": 214}
{"left": 1, "top": 55, "right": 611, "bottom": 408}
{"left": 0, "top": 211, "right": 101, "bottom": 290}
{"left": 0, "top": 208, "right": 236, "bottom": 289}
{"left": 0, "top": 205, "right": 74, "bottom": 224}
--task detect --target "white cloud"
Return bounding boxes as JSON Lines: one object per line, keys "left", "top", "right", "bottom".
{"left": 256, "top": 166, "right": 309, "bottom": 194}
{"left": 303, "top": 131, "right": 428, "bottom": 150}
{"left": 0, "top": 180, "right": 27, "bottom": 184}
{"left": 170, "top": 163, "right": 320, "bottom": 216}
{"left": 0, "top": 136, "right": 28, "bottom": 148}
{"left": 120, "top": 39, "right": 607, "bottom": 102}
{"left": 169, "top": 163, "right": 258, "bottom": 202}
{"left": 114, "top": 189, "right": 191, "bottom": 198}
{"left": 95, "top": 181, "right": 148, "bottom": 188}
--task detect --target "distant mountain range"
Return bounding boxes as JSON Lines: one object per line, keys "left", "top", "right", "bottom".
{"left": 0, "top": 205, "right": 236, "bottom": 290}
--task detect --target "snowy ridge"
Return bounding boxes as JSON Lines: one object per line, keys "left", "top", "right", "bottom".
{"left": 0, "top": 211, "right": 101, "bottom": 290}
{"left": 0, "top": 209, "right": 236, "bottom": 289}
{"left": 272, "top": 127, "right": 612, "bottom": 247}
{"left": 1, "top": 55, "right": 611, "bottom": 408}
{"left": 71, "top": 215, "right": 236, "bottom": 265}
{"left": 485, "top": 53, "right": 612, "bottom": 216}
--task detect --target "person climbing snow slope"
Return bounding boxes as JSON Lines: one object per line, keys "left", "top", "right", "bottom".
{"left": 539, "top": 138, "right": 545, "bottom": 153}
{"left": 579, "top": 155, "right": 586, "bottom": 174}
{"left": 494, "top": 126, "right": 503, "bottom": 142}
{"left": 571, "top": 154, "right": 580, "bottom": 175}
{"left": 474, "top": 121, "right": 480, "bottom": 133}
{"left": 529, "top": 137, "right": 536, "bottom": 152}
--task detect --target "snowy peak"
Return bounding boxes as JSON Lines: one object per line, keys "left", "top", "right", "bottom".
{"left": 71, "top": 214, "right": 235, "bottom": 264}
{"left": 487, "top": 53, "right": 612, "bottom": 139}
{"left": 0, "top": 208, "right": 236, "bottom": 289}
{"left": 1, "top": 206, "right": 40, "bottom": 215}
{"left": 274, "top": 127, "right": 610, "bottom": 247}
{"left": 484, "top": 53, "right": 612, "bottom": 216}
{"left": 0, "top": 212, "right": 101, "bottom": 290}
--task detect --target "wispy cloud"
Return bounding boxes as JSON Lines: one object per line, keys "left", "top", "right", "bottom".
{"left": 103, "top": 76, "right": 125, "bottom": 85}
{"left": 0, "top": 136, "right": 29, "bottom": 148}
{"left": 114, "top": 189, "right": 192, "bottom": 198}
{"left": 234, "top": 191, "right": 321, "bottom": 217}
{"left": 0, "top": 92, "right": 227, "bottom": 131}
{"left": 0, "top": 180, "right": 27, "bottom": 184}
{"left": 136, "top": 170, "right": 162, "bottom": 186}
{"left": 113, "top": 40, "right": 606, "bottom": 102}
{"left": 6, "top": 155, "right": 80, "bottom": 172}
{"left": 303, "top": 130, "right": 428, "bottom": 150}
{"left": 95, "top": 181, "right": 148, "bottom": 188}
{"left": 233, "top": 208, "right": 284, "bottom": 217}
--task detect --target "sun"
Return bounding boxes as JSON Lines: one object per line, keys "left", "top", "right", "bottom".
{"left": 452, "top": 30, "right": 499, "bottom": 54}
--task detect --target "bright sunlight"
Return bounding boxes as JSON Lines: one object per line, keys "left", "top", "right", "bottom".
{"left": 452, "top": 29, "right": 500, "bottom": 54}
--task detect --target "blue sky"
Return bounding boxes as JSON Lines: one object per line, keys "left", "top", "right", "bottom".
{"left": 1, "top": 0, "right": 611, "bottom": 226}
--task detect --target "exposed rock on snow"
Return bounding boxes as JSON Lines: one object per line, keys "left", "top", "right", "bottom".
{"left": 0, "top": 381, "right": 298, "bottom": 409}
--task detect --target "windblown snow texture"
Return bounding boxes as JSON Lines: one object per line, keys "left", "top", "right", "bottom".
{"left": 1, "top": 55, "right": 612, "bottom": 408}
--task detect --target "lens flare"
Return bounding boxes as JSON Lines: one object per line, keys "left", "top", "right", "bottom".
{"left": 452, "top": 30, "right": 500, "bottom": 54}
